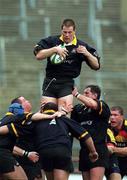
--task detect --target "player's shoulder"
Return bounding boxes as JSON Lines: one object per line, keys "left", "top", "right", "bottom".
{"left": 77, "top": 39, "right": 88, "bottom": 46}
{"left": 77, "top": 39, "right": 97, "bottom": 53}
{"left": 99, "top": 100, "right": 110, "bottom": 108}
{"left": 123, "top": 119, "right": 127, "bottom": 129}
{"left": 0, "top": 113, "right": 14, "bottom": 126}
{"left": 46, "top": 35, "right": 60, "bottom": 42}
{"left": 97, "top": 100, "right": 110, "bottom": 116}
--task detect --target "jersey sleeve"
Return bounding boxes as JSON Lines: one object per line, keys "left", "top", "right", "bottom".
{"left": 107, "top": 128, "right": 116, "bottom": 146}
{"left": 86, "top": 43, "right": 100, "bottom": 60}
{"left": 78, "top": 41, "right": 100, "bottom": 69}
{"left": 97, "top": 100, "right": 111, "bottom": 120}
{"left": 7, "top": 113, "right": 34, "bottom": 137}
{"left": 63, "top": 117, "right": 90, "bottom": 141}
{"left": 0, "top": 114, "right": 16, "bottom": 126}
{"left": 33, "top": 36, "right": 55, "bottom": 55}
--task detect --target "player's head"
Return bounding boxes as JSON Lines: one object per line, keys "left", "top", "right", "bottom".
{"left": 61, "top": 19, "right": 76, "bottom": 30}
{"left": 83, "top": 85, "right": 101, "bottom": 100}
{"left": 110, "top": 106, "right": 124, "bottom": 116}
{"left": 42, "top": 102, "right": 58, "bottom": 115}
{"left": 11, "top": 96, "right": 32, "bottom": 113}
{"left": 61, "top": 18, "right": 76, "bottom": 44}
{"left": 110, "top": 106, "right": 124, "bottom": 129}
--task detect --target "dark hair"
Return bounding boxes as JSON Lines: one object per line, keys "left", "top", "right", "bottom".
{"left": 110, "top": 106, "right": 124, "bottom": 115}
{"left": 11, "top": 96, "right": 21, "bottom": 104}
{"left": 43, "top": 102, "right": 58, "bottom": 112}
{"left": 61, "top": 19, "right": 76, "bottom": 30}
{"left": 85, "top": 85, "right": 101, "bottom": 99}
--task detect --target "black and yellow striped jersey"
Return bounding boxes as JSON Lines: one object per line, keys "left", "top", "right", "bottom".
{"left": 34, "top": 35, "right": 100, "bottom": 79}
{"left": 0, "top": 112, "right": 33, "bottom": 151}
{"left": 34, "top": 115, "right": 90, "bottom": 152}
{"left": 71, "top": 100, "right": 110, "bottom": 144}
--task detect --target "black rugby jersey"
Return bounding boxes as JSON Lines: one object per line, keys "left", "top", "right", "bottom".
{"left": 0, "top": 112, "right": 33, "bottom": 151}
{"left": 34, "top": 35, "right": 100, "bottom": 79}
{"left": 71, "top": 100, "right": 110, "bottom": 144}
{"left": 34, "top": 115, "right": 90, "bottom": 152}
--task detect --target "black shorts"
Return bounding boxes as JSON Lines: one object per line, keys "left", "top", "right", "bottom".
{"left": 20, "top": 162, "right": 42, "bottom": 180}
{"left": 79, "top": 144, "right": 109, "bottom": 171}
{"left": 39, "top": 146, "right": 74, "bottom": 172}
{"left": 0, "top": 148, "right": 16, "bottom": 173}
{"left": 15, "top": 156, "right": 42, "bottom": 180}
{"left": 42, "top": 78, "right": 74, "bottom": 98}
{"left": 105, "top": 154, "right": 120, "bottom": 178}
{"left": 118, "top": 157, "right": 127, "bottom": 177}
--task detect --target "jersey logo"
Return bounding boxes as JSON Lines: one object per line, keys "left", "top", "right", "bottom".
{"left": 81, "top": 120, "right": 92, "bottom": 126}
{"left": 113, "top": 163, "right": 118, "bottom": 168}
{"left": 26, "top": 121, "right": 32, "bottom": 125}
{"left": 49, "top": 119, "right": 56, "bottom": 125}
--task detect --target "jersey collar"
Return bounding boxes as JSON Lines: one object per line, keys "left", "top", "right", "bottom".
{"left": 59, "top": 35, "right": 77, "bottom": 45}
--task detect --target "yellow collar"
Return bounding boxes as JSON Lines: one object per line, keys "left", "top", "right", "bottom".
{"left": 6, "top": 112, "right": 13, "bottom": 115}
{"left": 43, "top": 110, "right": 56, "bottom": 114}
{"left": 59, "top": 35, "right": 77, "bottom": 45}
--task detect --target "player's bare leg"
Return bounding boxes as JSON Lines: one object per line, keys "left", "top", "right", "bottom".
{"left": 41, "top": 96, "right": 57, "bottom": 106}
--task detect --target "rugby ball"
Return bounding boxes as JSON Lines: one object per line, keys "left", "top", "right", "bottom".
{"left": 50, "top": 44, "right": 65, "bottom": 64}
{"left": 50, "top": 53, "right": 64, "bottom": 64}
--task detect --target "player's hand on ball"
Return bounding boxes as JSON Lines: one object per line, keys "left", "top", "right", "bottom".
{"left": 55, "top": 45, "right": 68, "bottom": 59}
{"left": 50, "top": 45, "right": 68, "bottom": 64}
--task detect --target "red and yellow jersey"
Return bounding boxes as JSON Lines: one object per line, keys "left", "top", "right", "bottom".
{"left": 112, "top": 120, "right": 127, "bottom": 147}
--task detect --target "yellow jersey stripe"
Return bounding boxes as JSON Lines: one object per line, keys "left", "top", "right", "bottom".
{"left": 99, "top": 101, "right": 103, "bottom": 115}
{"left": 6, "top": 112, "right": 13, "bottom": 116}
{"left": 11, "top": 123, "right": 19, "bottom": 137}
{"left": 22, "top": 113, "right": 32, "bottom": 125}
{"left": 26, "top": 113, "right": 32, "bottom": 119}
{"left": 107, "top": 128, "right": 116, "bottom": 144}
{"left": 43, "top": 110, "right": 56, "bottom": 114}
{"left": 78, "top": 131, "right": 88, "bottom": 140}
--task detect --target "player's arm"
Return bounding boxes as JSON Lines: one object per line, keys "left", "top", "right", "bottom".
{"left": 72, "top": 87, "right": 98, "bottom": 110}
{"left": 76, "top": 45, "right": 100, "bottom": 70}
{"left": 111, "top": 147, "right": 127, "bottom": 157}
{"left": 13, "top": 146, "right": 25, "bottom": 156}
{"left": 34, "top": 45, "right": 68, "bottom": 60}
{"left": 79, "top": 132, "right": 98, "bottom": 162}
{"left": 35, "top": 46, "right": 58, "bottom": 60}
{"left": 84, "top": 51, "right": 100, "bottom": 70}
{"left": 31, "top": 111, "right": 64, "bottom": 121}
{"left": 65, "top": 118, "right": 98, "bottom": 162}
{"left": 106, "top": 128, "right": 116, "bottom": 154}
{"left": 13, "top": 146, "right": 39, "bottom": 163}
